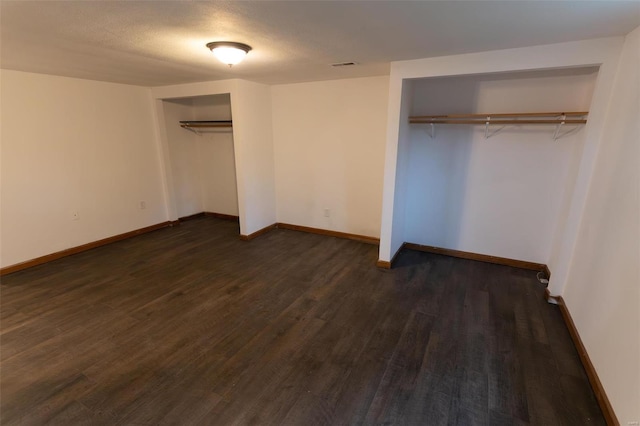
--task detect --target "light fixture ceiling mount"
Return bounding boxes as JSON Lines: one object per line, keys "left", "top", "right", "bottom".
{"left": 206, "top": 41, "right": 252, "bottom": 67}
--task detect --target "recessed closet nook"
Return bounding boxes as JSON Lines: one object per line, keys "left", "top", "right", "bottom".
{"left": 161, "top": 94, "right": 239, "bottom": 226}
{"left": 386, "top": 67, "right": 599, "bottom": 269}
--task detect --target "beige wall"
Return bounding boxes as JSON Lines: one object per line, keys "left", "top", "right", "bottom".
{"left": 563, "top": 26, "right": 640, "bottom": 425}
{"left": 0, "top": 70, "right": 167, "bottom": 268}
{"left": 162, "top": 99, "right": 202, "bottom": 217}
{"left": 231, "top": 80, "right": 276, "bottom": 234}
{"left": 271, "top": 76, "right": 389, "bottom": 238}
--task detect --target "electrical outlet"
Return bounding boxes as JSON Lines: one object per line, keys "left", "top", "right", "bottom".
{"left": 139, "top": 201, "right": 147, "bottom": 210}
{"left": 71, "top": 211, "right": 80, "bottom": 221}
{"left": 324, "top": 208, "right": 330, "bottom": 218}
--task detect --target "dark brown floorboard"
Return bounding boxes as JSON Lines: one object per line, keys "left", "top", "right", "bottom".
{"left": 1, "top": 217, "right": 604, "bottom": 425}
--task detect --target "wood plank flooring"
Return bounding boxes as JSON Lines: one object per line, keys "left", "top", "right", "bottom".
{"left": 1, "top": 217, "right": 605, "bottom": 425}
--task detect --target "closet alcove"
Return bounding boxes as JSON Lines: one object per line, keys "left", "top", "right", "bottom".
{"left": 395, "top": 66, "right": 599, "bottom": 266}
{"left": 161, "top": 94, "right": 239, "bottom": 225}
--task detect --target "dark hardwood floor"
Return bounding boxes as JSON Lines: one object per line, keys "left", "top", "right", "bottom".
{"left": 1, "top": 217, "right": 604, "bottom": 425}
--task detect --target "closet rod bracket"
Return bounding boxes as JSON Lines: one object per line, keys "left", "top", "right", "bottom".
{"left": 179, "top": 120, "right": 233, "bottom": 136}
{"left": 553, "top": 115, "right": 566, "bottom": 140}
{"left": 485, "top": 117, "right": 490, "bottom": 139}
{"left": 182, "top": 126, "right": 201, "bottom": 136}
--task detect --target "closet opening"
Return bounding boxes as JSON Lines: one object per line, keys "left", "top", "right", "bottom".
{"left": 396, "top": 66, "right": 600, "bottom": 269}
{"left": 161, "top": 93, "right": 240, "bottom": 229}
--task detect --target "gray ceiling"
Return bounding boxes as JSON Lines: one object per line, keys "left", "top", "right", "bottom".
{"left": 1, "top": 1, "right": 638, "bottom": 87}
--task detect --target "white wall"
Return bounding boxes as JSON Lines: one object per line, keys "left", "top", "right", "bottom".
{"left": 404, "top": 70, "right": 596, "bottom": 264}
{"left": 389, "top": 80, "right": 413, "bottom": 256}
{"left": 231, "top": 80, "right": 276, "bottom": 235}
{"left": 271, "top": 76, "right": 389, "bottom": 237}
{"left": 162, "top": 99, "right": 201, "bottom": 217}
{"left": 0, "top": 70, "right": 166, "bottom": 268}
{"left": 562, "top": 26, "right": 640, "bottom": 425}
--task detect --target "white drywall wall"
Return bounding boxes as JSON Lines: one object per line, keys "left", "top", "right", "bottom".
{"left": 0, "top": 70, "right": 166, "bottom": 268}
{"left": 230, "top": 80, "right": 276, "bottom": 234}
{"left": 271, "top": 76, "right": 389, "bottom": 237}
{"left": 162, "top": 99, "right": 202, "bottom": 218}
{"left": 404, "top": 70, "right": 597, "bottom": 264}
{"left": 562, "top": 26, "right": 640, "bottom": 425}
{"left": 389, "top": 80, "right": 414, "bottom": 257}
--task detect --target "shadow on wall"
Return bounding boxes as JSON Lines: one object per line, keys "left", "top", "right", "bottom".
{"left": 404, "top": 78, "right": 478, "bottom": 249}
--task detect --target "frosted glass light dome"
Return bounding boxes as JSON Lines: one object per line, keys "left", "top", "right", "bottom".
{"left": 206, "top": 42, "right": 252, "bottom": 66}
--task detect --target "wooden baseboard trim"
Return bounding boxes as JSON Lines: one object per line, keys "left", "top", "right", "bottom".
{"left": 238, "top": 222, "right": 380, "bottom": 245}
{"left": 239, "top": 223, "right": 277, "bottom": 241}
{"left": 403, "top": 242, "right": 547, "bottom": 272}
{"left": 204, "top": 212, "right": 240, "bottom": 222}
{"left": 179, "top": 212, "right": 239, "bottom": 223}
{"left": 376, "top": 243, "right": 405, "bottom": 269}
{"left": 544, "top": 288, "right": 561, "bottom": 305}
{"left": 375, "top": 260, "right": 391, "bottom": 268}
{"left": 548, "top": 292, "right": 619, "bottom": 425}
{"left": 543, "top": 265, "right": 552, "bottom": 279}
{"left": 276, "top": 223, "right": 380, "bottom": 245}
{"left": 378, "top": 243, "right": 552, "bottom": 274}
{"left": 178, "top": 212, "right": 206, "bottom": 222}
{"left": 0, "top": 221, "right": 173, "bottom": 276}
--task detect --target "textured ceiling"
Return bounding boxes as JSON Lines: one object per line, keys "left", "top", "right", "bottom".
{"left": 1, "top": 1, "right": 639, "bottom": 87}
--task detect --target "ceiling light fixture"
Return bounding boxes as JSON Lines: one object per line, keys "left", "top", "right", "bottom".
{"left": 206, "top": 41, "right": 252, "bottom": 67}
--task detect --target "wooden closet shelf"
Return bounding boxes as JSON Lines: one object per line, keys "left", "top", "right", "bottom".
{"left": 410, "top": 119, "right": 587, "bottom": 124}
{"left": 409, "top": 111, "right": 588, "bottom": 124}
{"left": 179, "top": 120, "right": 233, "bottom": 135}
{"left": 409, "top": 112, "right": 589, "bottom": 140}
{"left": 179, "top": 120, "right": 232, "bottom": 128}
